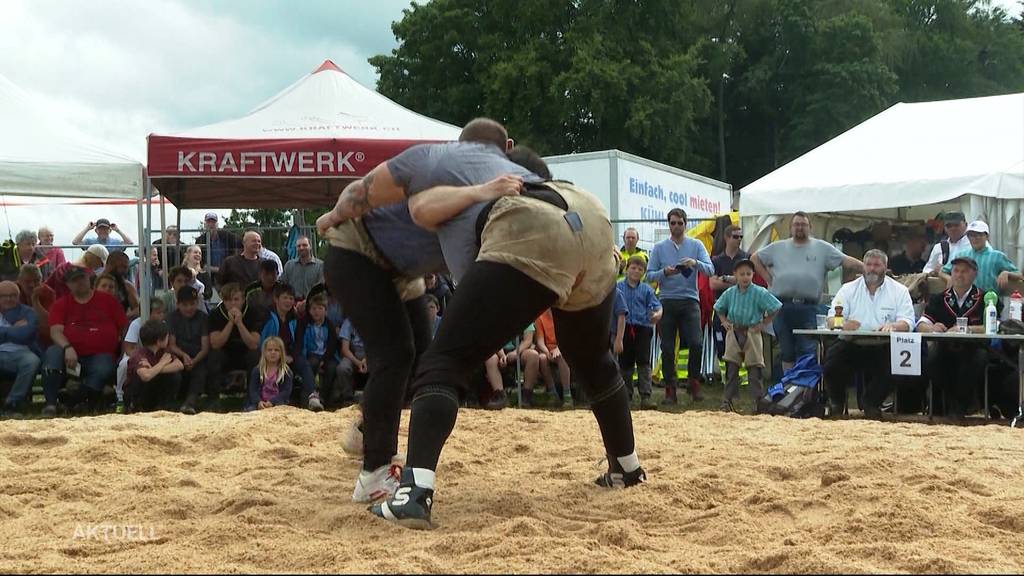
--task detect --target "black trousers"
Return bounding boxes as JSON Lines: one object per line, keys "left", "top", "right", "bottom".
{"left": 927, "top": 343, "right": 986, "bottom": 417}
{"left": 619, "top": 324, "right": 654, "bottom": 398}
{"left": 658, "top": 298, "right": 703, "bottom": 386}
{"left": 324, "top": 247, "right": 432, "bottom": 470}
{"left": 180, "top": 361, "right": 209, "bottom": 403}
{"left": 823, "top": 341, "right": 892, "bottom": 410}
{"left": 127, "top": 372, "right": 182, "bottom": 413}
{"left": 207, "top": 345, "right": 260, "bottom": 397}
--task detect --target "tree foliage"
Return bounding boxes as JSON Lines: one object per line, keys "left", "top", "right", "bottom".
{"left": 371, "top": 0, "right": 1024, "bottom": 189}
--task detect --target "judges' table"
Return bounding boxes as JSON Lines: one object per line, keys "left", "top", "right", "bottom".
{"left": 793, "top": 329, "right": 1024, "bottom": 428}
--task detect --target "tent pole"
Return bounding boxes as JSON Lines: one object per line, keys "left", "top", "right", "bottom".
{"left": 159, "top": 193, "right": 168, "bottom": 282}
{"left": 139, "top": 177, "right": 152, "bottom": 322}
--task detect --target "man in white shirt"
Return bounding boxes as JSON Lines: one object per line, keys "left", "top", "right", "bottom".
{"left": 923, "top": 212, "right": 970, "bottom": 274}
{"left": 823, "top": 249, "right": 916, "bottom": 419}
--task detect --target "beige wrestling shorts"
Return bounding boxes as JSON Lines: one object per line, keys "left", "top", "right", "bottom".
{"left": 477, "top": 180, "right": 617, "bottom": 311}
{"left": 323, "top": 219, "right": 425, "bottom": 302}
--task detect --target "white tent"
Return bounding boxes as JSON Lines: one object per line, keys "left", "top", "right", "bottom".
{"left": 740, "top": 92, "right": 1024, "bottom": 261}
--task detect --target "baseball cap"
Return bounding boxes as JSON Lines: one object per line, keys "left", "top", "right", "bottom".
{"left": 63, "top": 266, "right": 88, "bottom": 282}
{"left": 85, "top": 243, "right": 109, "bottom": 264}
{"left": 942, "top": 211, "right": 966, "bottom": 223}
{"left": 204, "top": 212, "right": 219, "bottom": 222}
{"left": 94, "top": 218, "right": 111, "bottom": 228}
{"left": 949, "top": 256, "right": 978, "bottom": 271}
{"left": 733, "top": 258, "right": 755, "bottom": 273}
{"left": 966, "top": 220, "right": 990, "bottom": 235}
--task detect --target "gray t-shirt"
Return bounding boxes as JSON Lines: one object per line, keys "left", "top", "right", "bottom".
{"left": 756, "top": 238, "right": 845, "bottom": 300}
{"left": 400, "top": 142, "right": 539, "bottom": 282}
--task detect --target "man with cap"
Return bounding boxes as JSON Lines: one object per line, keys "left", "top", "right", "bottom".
{"left": 41, "top": 264, "right": 127, "bottom": 417}
{"left": 72, "top": 218, "right": 132, "bottom": 253}
{"left": 44, "top": 244, "right": 108, "bottom": 300}
{"left": 923, "top": 212, "right": 970, "bottom": 274}
{"left": 939, "top": 220, "right": 1023, "bottom": 294}
{"left": 194, "top": 212, "right": 242, "bottom": 275}
{"left": 918, "top": 256, "right": 987, "bottom": 419}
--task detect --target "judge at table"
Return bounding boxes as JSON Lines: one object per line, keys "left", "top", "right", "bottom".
{"left": 917, "top": 256, "right": 987, "bottom": 420}
{"left": 823, "top": 249, "right": 916, "bottom": 419}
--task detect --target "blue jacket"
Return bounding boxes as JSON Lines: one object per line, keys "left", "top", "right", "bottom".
{"left": 260, "top": 310, "right": 299, "bottom": 355}
{"left": 0, "top": 304, "right": 40, "bottom": 354}
{"left": 244, "top": 366, "right": 293, "bottom": 411}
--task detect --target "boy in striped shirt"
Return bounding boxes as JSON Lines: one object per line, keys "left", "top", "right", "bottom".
{"left": 712, "top": 259, "right": 782, "bottom": 412}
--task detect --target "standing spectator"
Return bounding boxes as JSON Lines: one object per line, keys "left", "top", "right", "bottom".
{"left": 45, "top": 244, "right": 107, "bottom": 300}
{"left": 37, "top": 227, "right": 66, "bottom": 274}
{"left": 940, "top": 220, "right": 1022, "bottom": 294}
{"left": 218, "top": 230, "right": 264, "bottom": 289}
{"left": 258, "top": 283, "right": 322, "bottom": 412}
{"left": 245, "top": 336, "right": 293, "bottom": 411}
{"left": 618, "top": 256, "right": 662, "bottom": 409}
{"left": 709, "top": 225, "right": 748, "bottom": 371}
{"left": 183, "top": 244, "right": 214, "bottom": 305}
{"left": 72, "top": 218, "right": 132, "bottom": 253}
{"left": 425, "top": 295, "right": 442, "bottom": 337}
{"left": 751, "top": 212, "right": 863, "bottom": 371}
{"left": 535, "top": 309, "right": 572, "bottom": 407}
{"left": 337, "top": 318, "right": 367, "bottom": 408}
{"left": 617, "top": 227, "right": 648, "bottom": 280}
{"left": 207, "top": 282, "right": 262, "bottom": 411}
{"left": 297, "top": 295, "right": 339, "bottom": 407}
{"left": 124, "top": 320, "right": 183, "bottom": 413}
{"left": 280, "top": 236, "right": 324, "bottom": 301}
{"left": 610, "top": 289, "right": 627, "bottom": 356}
{"left": 153, "top": 225, "right": 183, "bottom": 272}
{"left": 168, "top": 287, "right": 210, "bottom": 415}
{"left": 140, "top": 246, "right": 165, "bottom": 296}
{"left": 17, "top": 264, "right": 55, "bottom": 350}
{"left": 8, "top": 230, "right": 52, "bottom": 282}
{"left": 823, "top": 250, "right": 915, "bottom": 419}
{"left": 104, "top": 251, "right": 141, "bottom": 319}
{"left": 194, "top": 212, "right": 242, "bottom": 275}
{"left": 923, "top": 211, "right": 971, "bottom": 274}
{"left": 0, "top": 281, "right": 41, "bottom": 417}
{"left": 646, "top": 208, "right": 714, "bottom": 405}
{"left": 889, "top": 233, "right": 928, "bottom": 275}
{"left": 424, "top": 273, "right": 452, "bottom": 316}
{"left": 42, "top": 266, "right": 127, "bottom": 417}
{"left": 713, "top": 259, "right": 782, "bottom": 412}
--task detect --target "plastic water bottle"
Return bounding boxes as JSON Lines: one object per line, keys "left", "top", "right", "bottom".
{"left": 1010, "top": 290, "right": 1023, "bottom": 322}
{"left": 985, "top": 291, "right": 999, "bottom": 334}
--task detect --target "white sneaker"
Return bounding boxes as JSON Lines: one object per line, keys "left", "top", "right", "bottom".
{"left": 341, "top": 418, "right": 364, "bottom": 456}
{"left": 352, "top": 464, "right": 402, "bottom": 503}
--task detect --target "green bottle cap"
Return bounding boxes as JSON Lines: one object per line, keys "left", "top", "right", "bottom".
{"left": 984, "top": 291, "right": 999, "bottom": 305}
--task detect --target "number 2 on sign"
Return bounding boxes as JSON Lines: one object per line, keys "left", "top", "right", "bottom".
{"left": 890, "top": 332, "right": 921, "bottom": 376}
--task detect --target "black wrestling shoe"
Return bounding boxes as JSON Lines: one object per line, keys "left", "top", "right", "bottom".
{"left": 594, "top": 466, "right": 647, "bottom": 489}
{"left": 368, "top": 468, "right": 434, "bottom": 530}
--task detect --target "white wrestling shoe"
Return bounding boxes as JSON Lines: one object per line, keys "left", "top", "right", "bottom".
{"left": 352, "top": 464, "right": 403, "bottom": 503}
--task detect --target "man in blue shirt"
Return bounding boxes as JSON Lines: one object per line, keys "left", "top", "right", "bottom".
{"left": 646, "top": 208, "right": 714, "bottom": 405}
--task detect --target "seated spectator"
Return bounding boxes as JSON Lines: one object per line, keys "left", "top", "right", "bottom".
{"left": 424, "top": 273, "right": 452, "bottom": 316}
{"left": 104, "top": 251, "right": 140, "bottom": 319}
{"left": 168, "top": 287, "right": 210, "bottom": 415}
{"left": 45, "top": 244, "right": 107, "bottom": 300}
{"left": 207, "top": 282, "right": 262, "bottom": 412}
{"left": 0, "top": 281, "right": 41, "bottom": 417}
{"left": 618, "top": 255, "right": 662, "bottom": 410}
{"left": 42, "top": 266, "right": 127, "bottom": 417}
{"left": 823, "top": 249, "right": 916, "bottom": 419}
{"left": 141, "top": 246, "right": 165, "bottom": 296}
{"left": 482, "top": 350, "right": 508, "bottom": 410}
{"left": 281, "top": 236, "right": 323, "bottom": 301}
{"left": 889, "top": 234, "right": 928, "bottom": 275}
{"left": 245, "top": 260, "right": 279, "bottom": 317}
{"left": 713, "top": 259, "right": 782, "bottom": 413}
{"left": 509, "top": 324, "right": 543, "bottom": 408}
{"left": 258, "top": 283, "right": 322, "bottom": 412}
{"left": 158, "top": 266, "right": 195, "bottom": 315}
{"left": 259, "top": 246, "right": 283, "bottom": 278}
{"left": 125, "top": 320, "right": 183, "bottom": 413}
{"left": 535, "top": 309, "right": 572, "bottom": 407}
{"left": 218, "top": 230, "right": 264, "bottom": 289}
{"left": 245, "top": 336, "right": 293, "bottom": 411}
{"left": 182, "top": 244, "right": 214, "bottom": 306}
{"left": 940, "top": 220, "right": 1023, "bottom": 294}
{"left": 116, "top": 299, "right": 166, "bottom": 413}
{"left": 337, "top": 318, "right": 366, "bottom": 407}
{"left": 5, "top": 230, "right": 50, "bottom": 282}
{"left": 425, "top": 295, "right": 442, "bottom": 337}
{"left": 297, "top": 296, "right": 340, "bottom": 408}
{"left": 37, "top": 227, "right": 66, "bottom": 276}
{"left": 72, "top": 218, "right": 131, "bottom": 253}
{"left": 918, "top": 257, "right": 987, "bottom": 419}
{"left": 17, "top": 264, "right": 55, "bottom": 350}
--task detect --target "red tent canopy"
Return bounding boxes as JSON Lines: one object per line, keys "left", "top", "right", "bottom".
{"left": 147, "top": 60, "right": 461, "bottom": 208}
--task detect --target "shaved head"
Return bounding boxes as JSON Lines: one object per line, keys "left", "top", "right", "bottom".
{"left": 460, "top": 118, "right": 508, "bottom": 150}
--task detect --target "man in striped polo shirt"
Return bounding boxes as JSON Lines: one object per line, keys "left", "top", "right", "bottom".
{"left": 940, "top": 220, "right": 1023, "bottom": 293}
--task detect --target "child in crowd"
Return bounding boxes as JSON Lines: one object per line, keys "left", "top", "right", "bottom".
{"left": 712, "top": 258, "right": 782, "bottom": 412}
{"left": 610, "top": 288, "right": 627, "bottom": 355}
{"left": 617, "top": 255, "right": 662, "bottom": 409}
{"left": 116, "top": 299, "right": 166, "bottom": 412}
{"left": 168, "top": 286, "right": 210, "bottom": 415}
{"left": 125, "top": 319, "right": 184, "bottom": 413}
{"left": 245, "top": 336, "right": 293, "bottom": 411}
{"left": 510, "top": 324, "right": 544, "bottom": 408}
{"left": 95, "top": 274, "right": 118, "bottom": 298}
{"left": 535, "top": 309, "right": 572, "bottom": 407}
{"left": 158, "top": 266, "right": 193, "bottom": 315}
{"left": 298, "top": 295, "right": 340, "bottom": 407}
{"left": 337, "top": 318, "right": 366, "bottom": 407}
{"left": 259, "top": 283, "right": 322, "bottom": 411}
{"left": 425, "top": 294, "right": 442, "bottom": 338}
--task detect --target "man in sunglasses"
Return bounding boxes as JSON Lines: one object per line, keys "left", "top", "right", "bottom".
{"left": 923, "top": 212, "right": 970, "bottom": 274}
{"left": 709, "top": 224, "right": 748, "bottom": 403}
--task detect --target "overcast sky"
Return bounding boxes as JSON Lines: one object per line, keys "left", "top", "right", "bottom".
{"left": 2, "top": 0, "right": 1021, "bottom": 161}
